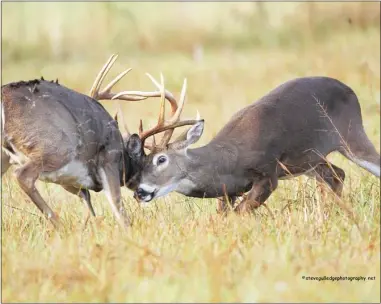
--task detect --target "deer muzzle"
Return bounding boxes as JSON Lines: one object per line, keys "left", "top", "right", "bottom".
{"left": 134, "top": 185, "right": 156, "bottom": 202}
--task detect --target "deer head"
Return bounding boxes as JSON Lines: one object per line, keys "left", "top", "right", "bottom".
{"left": 108, "top": 69, "right": 204, "bottom": 192}
{"left": 134, "top": 120, "right": 205, "bottom": 202}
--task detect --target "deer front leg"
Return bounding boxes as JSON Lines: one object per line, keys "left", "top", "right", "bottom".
{"left": 99, "top": 162, "right": 130, "bottom": 229}
{"left": 234, "top": 175, "right": 278, "bottom": 215}
{"left": 14, "top": 162, "right": 60, "bottom": 229}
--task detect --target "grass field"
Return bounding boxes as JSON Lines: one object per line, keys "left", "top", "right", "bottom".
{"left": 1, "top": 2, "right": 380, "bottom": 303}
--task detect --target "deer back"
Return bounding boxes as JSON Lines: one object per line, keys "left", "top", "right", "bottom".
{"left": 2, "top": 79, "right": 124, "bottom": 188}
{"left": 210, "top": 77, "right": 363, "bottom": 163}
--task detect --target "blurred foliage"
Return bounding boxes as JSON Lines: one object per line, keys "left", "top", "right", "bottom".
{"left": 2, "top": 2, "right": 380, "bottom": 62}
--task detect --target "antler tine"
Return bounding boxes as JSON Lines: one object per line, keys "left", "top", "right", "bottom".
{"left": 137, "top": 75, "right": 201, "bottom": 150}
{"left": 137, "top": 73, "right": 173, "bottom": 145}
{"left": 169, "top": 78, "right": 187, "bottom": 123}
{"left": 139, "top": 119, "right": 144, "bottom": 137}
{"left": 146, "top": 73, "right": 162, "bottom": 90}
{"left": 112, "top": 90, "right": 177, "bottom": 103}
{"left": 89, "top": 54, "right": 118, "bottom": 98}
{"left": 145, "top": 73, "right": 178, "bottom": 115}
{"left": 96, "top": 67, "right": 145, "bottom": 101}
{"left": 102, "top": 68, "right": 132, "bottom": 94}
{"left": 90, "top": 54, "right": 149, "bottom": 102}
{"left": 139, "top": 119, "right": 201, "bottom": 145}
{"left": 152, "top": 135, "right": 156, "bottom": 147}
{"left": 158, "top": 78, "right": 187, "bottom": 147}
{"left": 110, "top": 72, "right": 179, "bottom": 112}
{"left": 125, "top": 72, "right": 177, "bottom": 146}
{"left": 196, "top": 109, "right": 201, "bottom": 120}
{"left": 157, "top": 73, "right": 166, "bottom": 126}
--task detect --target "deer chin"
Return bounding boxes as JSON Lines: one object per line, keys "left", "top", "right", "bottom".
{"left": 140, "top": 193, "right": 154, "bottom": 203}
{"left": 135, "top": 182, "right": 179, "bottom": 203}
{"left": 135, "top": 184, "right": 156, "bottom": 202}
{"left": 155, "top": 182, "right": 180, "bottom": 199}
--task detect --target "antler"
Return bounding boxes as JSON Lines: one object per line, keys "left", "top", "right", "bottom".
{"left": 89, "top": 54, "right": 184, "bottom": 139}
{"left": 89, "top": 54, "right": 200, "bottom": 150}
{"left": 89, "top": 54, "right": 145, "bottom": 102}
{"left": 135, "top": 73, "right": 201, "bottom": 151}
{"left": 89, "top": 54, "right": 144, "bottom": 138}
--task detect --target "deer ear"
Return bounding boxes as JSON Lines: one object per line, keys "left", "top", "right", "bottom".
{"left": 168, "top": 120, "right": 204, "bottom": 150}
{"left": 126, "top": 134, "right": 143, "bottom": 159}
{"left": 186, "top": 120, "right": 204, "bottom": 144}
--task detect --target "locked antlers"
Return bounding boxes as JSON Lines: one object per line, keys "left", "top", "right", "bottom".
{"left": 114, "top": 73, "right": 201, "bottom": 152}
{"left": 90, "top": 54, "right": 202, "bottom": 151}
{"left": 138, "top": 74, "right": 200, "bottom": 151}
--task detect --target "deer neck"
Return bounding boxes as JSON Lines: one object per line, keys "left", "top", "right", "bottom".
{"left": 119, "top": 152, "right": 135, "bottom": 187}
{"left": 176, "top": 142, "right": 240, "bottom": 197}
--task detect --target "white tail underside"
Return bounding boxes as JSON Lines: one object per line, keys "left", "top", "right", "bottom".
{"left": 353, "top": 158, "right": 380, "bottom": 177}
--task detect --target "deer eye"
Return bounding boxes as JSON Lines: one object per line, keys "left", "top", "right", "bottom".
{"left": 156, "top": 155, "right": 167, "bottom": 166}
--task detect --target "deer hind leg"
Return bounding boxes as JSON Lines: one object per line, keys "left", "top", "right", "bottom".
{"left": 14, "top": 162, "right": 60, "bottom": 229}
{"left": 216, "top": 196, "right": 237, "bottom": 214}
{"left": 99, "top": 163, "right": 130, "bottom": 229}
{"left": 2, "top": 137, "right": 14, "bottom": 176}
{"left": 234, "top": 175, "right": 278, "bottom": 215}
{"left": 79, "top": 189, "right": 95, "bottom": 217}
{"left": 1, "top": 148, "right": 11, "bottom": 176}
{"left": 305, "top": 163, "right": 345, "bottom": 197}
{"left": 63, "top": 186, "right": 99, "bottom": 231}
{"left": 61, "top": 185, "right": 95, "bottom": 229}
{"left": 340, "top": 130, "right": 380, "bottom": 177}
{"left": 61, "top": 185, "right": 95, "bottom": 217}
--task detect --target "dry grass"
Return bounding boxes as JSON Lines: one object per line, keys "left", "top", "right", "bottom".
{"left": 1, "top": 2, "right": 380, "bottom": 303}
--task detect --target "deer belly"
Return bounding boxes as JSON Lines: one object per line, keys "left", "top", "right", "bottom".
{"left": 179, "top": 177, "right": 253, "bottom": 198}
{"left": 39, "top": 160, "right": 94, "bottom": 188}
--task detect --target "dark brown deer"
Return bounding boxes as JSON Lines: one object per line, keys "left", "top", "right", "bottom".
{"left": 132, "top": 76, "right": 380, "bottom": 213}
{"left": 1, "top": 54, "right": 198, "bottom": 228}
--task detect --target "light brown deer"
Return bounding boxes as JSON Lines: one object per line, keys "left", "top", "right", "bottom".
{"left": 1, "top": 54, "right": 198, "bottom": 228}
{"left": 132, "top": 76, "right": 380, "bottom": 213}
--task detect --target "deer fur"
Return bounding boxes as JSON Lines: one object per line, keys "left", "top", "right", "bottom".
{"left": 133, "top": 76, "right": 380, "bottom": 213}
{"left": 1, "top": 79, "right": 143, "bottom": 228}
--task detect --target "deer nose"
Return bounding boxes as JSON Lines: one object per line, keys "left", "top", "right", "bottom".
{"left": 134, "top": 186, "right": 155, "bottom": 202}
{"left": 136, "top": 187, "right": 146, "bottom": 198}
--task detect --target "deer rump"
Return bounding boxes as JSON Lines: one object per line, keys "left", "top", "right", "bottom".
{"left": 2, "top": 79, "right": 124, "bottom": 191}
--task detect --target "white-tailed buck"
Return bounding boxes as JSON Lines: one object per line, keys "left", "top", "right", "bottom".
{"left": 133, "top": 76, "right": 380, "bottom": 213}
{"left": 1, "top": 54, "right": 198, "bottom": 228}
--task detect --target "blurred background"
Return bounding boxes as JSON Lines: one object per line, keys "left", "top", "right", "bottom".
{"left": 1, "top": 4, "right": 380, "bottom": 302}
{"left": 2, "top": 1, "right": 380, "bottom": 147}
